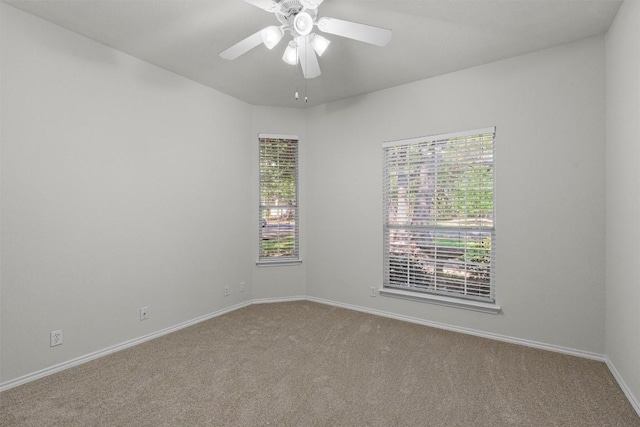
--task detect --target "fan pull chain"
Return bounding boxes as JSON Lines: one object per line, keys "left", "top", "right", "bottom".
{"left": 294, "top": 41, "right": 299, "bottom": 100}
{"left": 304, "top": 38, "right": 308, "bottom": 103}
{"left": 292, "top": 37, "right": 309, "bottom": 103}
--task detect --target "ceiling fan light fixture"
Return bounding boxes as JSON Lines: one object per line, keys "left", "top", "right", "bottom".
{"left": 293, "top": 12, "right": 313, "bottom": 36}
{"left": 260, "top": 25, "right": 284, "bottom": 49}
{"left": 282, "top": 41, "right": 298, "bottom": 65}
{"left": 310, "top": 33, "right": 330, "bottom": 56}
{"left": 225, "top": 0, "right": 393, "bottom": 81}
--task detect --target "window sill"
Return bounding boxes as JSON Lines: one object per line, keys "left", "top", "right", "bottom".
{"left": 256, "top": 259, "right": 302, "bottom": 267}
{"left": 379, "top": 288, "right": 501, "bottom": 314}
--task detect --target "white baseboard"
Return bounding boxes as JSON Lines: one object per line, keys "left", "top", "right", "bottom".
{"left": 252, "top": 296, "right": 306, "bottom": 304}
{"left": 0, "top": 300, "right": 252, "bottom": 392}
{"left": 4, "top": 293, "right": 636, "bottom": 421}
{"left": 605, "top": 357, "right": 640, "bottom": 417}
{"left": 310, "top": 295, "right": 639, "bottom": 417}
{"left": 306, "top": 296, "right": 606, "bottom": 362}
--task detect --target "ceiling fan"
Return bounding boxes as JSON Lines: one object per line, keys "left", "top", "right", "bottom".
{"left": 219, "top": 0, "right": 392, "bottom": 79}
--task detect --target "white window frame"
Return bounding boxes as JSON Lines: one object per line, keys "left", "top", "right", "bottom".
{"left": 257, "top": 133, "right": 301, "bottom": 266}
{"left": 380, "top": 127, "right": 500, "bottom": 314}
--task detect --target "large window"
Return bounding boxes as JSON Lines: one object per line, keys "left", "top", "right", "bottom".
{"left": 382, "top": 128, "right": 495, "bottom": 304}
{"left": 258, "top": 134, "right": 299, "bottom": 263}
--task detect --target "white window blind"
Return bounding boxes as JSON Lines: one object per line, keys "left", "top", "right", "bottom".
{"left": 259, "top": 134, "right": 299, "bottom": 261}
{"left": 383, "top": 127, "right": 495, "bottom": 302}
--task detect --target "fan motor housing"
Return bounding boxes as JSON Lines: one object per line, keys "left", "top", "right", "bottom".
{"left": 276, "top": 0, "right": 317, "bottom": 27}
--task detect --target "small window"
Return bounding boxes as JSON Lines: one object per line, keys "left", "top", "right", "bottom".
{"left": 382, "top": 128, "right": 496, "bottom": 304}
{"left": 258, "top": 134, "right": 299, "bottom": 264}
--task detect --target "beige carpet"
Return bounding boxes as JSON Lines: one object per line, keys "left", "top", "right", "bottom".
{"left": 1, "top": 301, "right": 638, "bottom": 426}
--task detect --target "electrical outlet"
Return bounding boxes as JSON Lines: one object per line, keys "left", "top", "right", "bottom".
{"left": 370, "top": 287, "right": 377, "bottom": 297}
{"left": 50, "top": 330, "right": 63, "bottom": 347}
{"left": 140, "top": 306, "right": 148, "bottom": 321}
{"left": 224, "top": 285, "right": 230, "bottom": 296}
{"left": 240, "top": 281, "right": 246, "bottom": 292}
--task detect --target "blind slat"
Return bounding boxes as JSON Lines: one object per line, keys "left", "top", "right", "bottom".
{"left": 259, "top": 136, "right": 299, "bottom": 260}
{"left": 383, "top": 128, "right": 496, "bottom": 302}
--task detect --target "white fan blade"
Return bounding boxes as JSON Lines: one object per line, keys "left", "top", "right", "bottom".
{"left": 219, "top": 30, "right": 264, "bottom": 60}
{"left": 297, "top": 36, "right": 321, "bottom": 79}
{"left": 243, "top": 0, "right": 278, "bottom": 12}
{"left": 300, "top": 0, "right": 324, "bottom": 9}
{"left": 317, "top": 17, "right": 392, "bottom": 47}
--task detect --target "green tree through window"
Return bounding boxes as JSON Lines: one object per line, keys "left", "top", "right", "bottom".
{"left": 259, "top": 135, "right": 299, "bottom": 260}
{"left": 383, "top": 128, "right": 495, "bottom": 302}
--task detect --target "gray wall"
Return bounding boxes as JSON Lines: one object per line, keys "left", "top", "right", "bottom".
{"left": 606, "top": 0, "right": 640, "bottom": 408}
{"left": 0, "top": 5, "right": 254, "bottom": 382}
{"left": 250, "top": 106, "right": 307, "bottom": 301}
{"left": 305, "top": 37, "right": 606, "bottom": 354}
{"left": 3, "top": 3, "right": 637, "bottom": 413}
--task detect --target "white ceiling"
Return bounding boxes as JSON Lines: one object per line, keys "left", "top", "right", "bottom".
{"left": 3, "top": 0, "right": 621, "bottom": 108}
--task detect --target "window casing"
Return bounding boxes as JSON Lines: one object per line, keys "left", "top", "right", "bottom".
{"left": 258, "top": 134, "right": 299, "bottom": 264}
{"left": 383, "top": 128, "right": 495, "bottom": 303}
